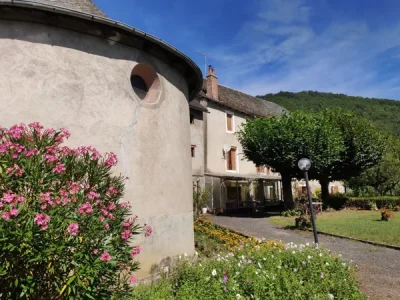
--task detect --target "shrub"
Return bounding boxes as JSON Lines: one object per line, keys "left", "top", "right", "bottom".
{"left": 323, "top": 194, "right": 348, "bottom": 210}
{"left": 131, "top": 243, "right": 365, "bottom": 300}
{"left": 346, "top": 197, "right": 400, "bottom": 210}
{"left": 281, "top": 208, "right": 301, "bottom": 217}
{"left": 0, "top": 123, "right": 151, "bottom": 299}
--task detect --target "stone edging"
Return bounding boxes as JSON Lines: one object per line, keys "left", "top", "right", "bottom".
{"left": 313, "top": 230, "right": 400, "bottom": 251}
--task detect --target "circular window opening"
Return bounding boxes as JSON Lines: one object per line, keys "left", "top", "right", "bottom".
{"left": 130, "top": 64, "right": 160, "bottom": 103}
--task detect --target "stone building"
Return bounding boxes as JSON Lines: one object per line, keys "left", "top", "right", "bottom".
{"left": 190, "top": 66, "right": 287, "bottom": 212}
{"left": 0, "top": 0, "right": 202, "bottom": 276}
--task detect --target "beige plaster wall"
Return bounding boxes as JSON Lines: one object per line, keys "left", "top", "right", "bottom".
{"left": 0, "top": 20, "right": 194, "bottom": 276}
{"left": 205, "top": 101, "right": 280, "bottom": 178}
{"left": 190, "top": 110, "right": 205, "bottom": 179}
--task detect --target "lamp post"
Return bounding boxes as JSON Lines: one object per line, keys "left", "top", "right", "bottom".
{"left": 298, "top": 158, "right": 319, "bottom": 244}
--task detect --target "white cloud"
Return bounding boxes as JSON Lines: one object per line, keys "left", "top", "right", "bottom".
{"left": 208, "top": 0, "right": 400, "bottom": 99}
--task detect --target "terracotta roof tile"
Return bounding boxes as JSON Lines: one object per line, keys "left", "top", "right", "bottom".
{"left": 198, "top": 81, "right": 287, "bottom": 117}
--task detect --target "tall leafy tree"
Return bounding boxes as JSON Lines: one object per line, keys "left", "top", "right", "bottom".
{"left": 308, "top": 110, "right": 386, "bottom": 201}
{"left": 237, "top": 111, "right": 343, "bottom": 209}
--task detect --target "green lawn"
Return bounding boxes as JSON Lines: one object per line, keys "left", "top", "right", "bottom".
{"left": 269, "top": 210, "right": 400, "bottom": 246}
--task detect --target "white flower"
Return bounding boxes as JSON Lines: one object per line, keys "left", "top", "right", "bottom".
{"left": 241, "top": 255, "right": 245, "bottom": 260}
{"left": 292, "top": 251, "right": 296, "bottom": 254}
{"left": 238, "top": 263, "right": 241, "bottom": 267}
{"left": 184, "top": 253, "right": 188, "bottom": 257}
{"left": 319, "top": 253, "right": 323, "bottom": 257}
{"left": 326, "top": 262, "right": 329, "bottom": 266}
{"left": 258, "top": 262, "right": 262, "bottom": 268}
{"left": 235, "top": 271, "right": 240, "bottom": 276}
{"left": 293, "top": 268, "right": 298, "bottom": 272}
{"left": 211, "top": 269, "right": 217, "bottom": 276}
{"left": 205, "top": 276, "right": 210, "bottom": 282}
{"left": 255, "top": 271, "right": 259, "bottom": 275}
{"left": 163, "top": 266, "right": 169, "bottom": 273}
{"left": 195, "top": 251, "right": 198, "bottom": 256}
{"left": 328, "top": 293, "right": 335, "bottom": 300}
{"left": 271, "top": 255, "right": 274, "bottom": 258}
{"left": 236, "top": 294, "right": 241, "bottom": 299}
{"left": 342, "top": 262, "right": 346, "bottom": 267}
{"left": 306, "top": 242, "right": 310, "bottom": 246}
{"left": 178, "top": 255, "right": 182, "bottom": 260}
{"left": 300, "top": 280, "right": 304, "bottom": 285}
{"left": 277, "top": 265, "right": 281, "bottom": 269}
{"left": 307, "top": 255, "right": 312, "bottom": 260}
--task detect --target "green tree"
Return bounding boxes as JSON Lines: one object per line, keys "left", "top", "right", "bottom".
{"left": 346, "top": 138, "right": 400, "bottom": 196}
{"left": 237, "top": 111, "right": 343, "bottom": 209}
{"left": 308, "top": 110, "right": 386, "bottom": 201}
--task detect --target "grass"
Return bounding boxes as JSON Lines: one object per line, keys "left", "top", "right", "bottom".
{"left": 269, "top": 210, "right": 400, "bottom": 246}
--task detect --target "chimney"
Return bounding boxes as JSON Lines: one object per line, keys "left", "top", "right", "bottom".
{"left": 206, "top": 65, "right": 218, "bottom": 100}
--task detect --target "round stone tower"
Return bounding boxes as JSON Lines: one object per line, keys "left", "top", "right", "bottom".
{"left": 0, "top": 0, "right": 202, "bottom": 276}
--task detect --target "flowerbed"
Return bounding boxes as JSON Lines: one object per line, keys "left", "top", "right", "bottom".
{"left": 132, "top": 241, "right": 365, "bottom": 299}
{"left": 132, "top": 220, "right": 365, "bottom": 299}
{"left": 194, "top": 219, "right": 282, "bottom": 253}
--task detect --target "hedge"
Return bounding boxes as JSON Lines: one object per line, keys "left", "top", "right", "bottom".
{"left": 346, "top": 197, "right": 400, "bottom": 209}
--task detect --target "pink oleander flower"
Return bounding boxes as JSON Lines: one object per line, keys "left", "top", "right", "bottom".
{"left": 44, "top": 154, "right": 57, "bottom": 163}
{"left": 6, "top": 164, "right": 24, "bottom": 176}
{"left": 100, "top": 251, "right": 111, "bottom": 262}
{"left": 87, "top": 191, "right": 100, "bottom": 200}
{"left": 121, "top": 230, "right": 132, "bottom": 240}
{"left": 123, "top": 220, "right": 133, "bottom": 228}
{"left": 2, "top": 212, "right": 10, "bottom": 221}
{"left": 60, "top": 128, "right": 71, "bottom": 139}
{"left": 9, "top": 209, "right": 19, "bottom": 217}
{"left": 101, "top": 208, "right": 109, "bottom": 217}
{"left": 67, "top": 223, "right": 79, "bottom": 236}
{"left": 34, "top": 213, "right": 51, "bottom": 230}
{"left": 59, "top": 190, "right": 68, "bottom": 197}
{"left": 2, "top": 192, "right": 16, "bottom": 204}
{"left": 23, "top": 148, "right": 39, "bottom": 157}
{"left": 16, "top": 196, "right": 24, "bottom": 203}
{"left": 28, "top": 122, "right": 44, "bottom": 132}
{"left": 223, "top": 276, "right": 228, "bottom": 282}
{"left": 41, "top": 204, "right": 47, "bottom": 210}
{"left": 44, "top": 128, "right": 56, "bottom": 136}
{"left": 129, "top": 276, "right": 138, "bottom": 284}
{"left": 91, "top": 148, "right": 101, "bottom": 161}
{"left": 104, "top": 152, "right": 118, "bottom": 167}
{"left": 144, "top": 224, "right": 153, "bottom": 237}
{"left": 104, "top": 223, "right": 110, "bottom": 230}
{"left": 119, "top": 202, "right": 130, "bottom": 209}
{"left": 93, "top": 249, "right": 99, "bottom": 255}
{"left": 130, "top": 245, "right": 141, "bottom": 257}
{"left": 68, "top": 182, "right": 80, "bottom": 194}
{"left": 79, "top": 202, "right": 93, "bottom": 215}
{"left": 12, "top": 153, "right": 18, "bottom": 159}
{"left": 53, "top": 162, "right": 66, "bottom": 174}
{"left": 40, "top": 192, "right": 53, "bottom": 206}
{"left": 7, "top": 123, "right": 25, "bottom": 139}
{"left": 106, "top": 186, "right": 120, "bottom": 197}
{"left": 108, "top": 203, "right": 116, "bottom": 211}
{"left": 100, "top": 216, "right": 105, "bottom": 222}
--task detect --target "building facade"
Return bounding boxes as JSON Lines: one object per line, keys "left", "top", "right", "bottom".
{"left": 0, "top": 0, "right": 202, "bottom": 277}
{"left": 190, "top": 66, "right": 287, "bottom": 212}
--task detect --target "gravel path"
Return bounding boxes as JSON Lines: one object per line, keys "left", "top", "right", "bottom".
{"left": 207, "top": 215, "right": 400, "bottom": 300}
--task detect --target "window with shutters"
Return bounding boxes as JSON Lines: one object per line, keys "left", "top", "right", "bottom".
{"left": 226, "top": 112, "right": 234, "bottom": 132}
{"left": 226, "top": 146, "right": 237, "bottom": 171}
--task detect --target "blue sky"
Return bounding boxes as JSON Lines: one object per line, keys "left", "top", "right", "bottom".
{"left": 95, "top": 0, "right": 400, "bottom": 99}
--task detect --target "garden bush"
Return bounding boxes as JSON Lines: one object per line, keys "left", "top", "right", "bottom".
{"left": 323, "top": 194, "right": 348, "bottom": 210}
{"left": 346, "top": 197, "right": 400, "bottom": 210}
{"left": 131, "top": 242, "right": 365, "bottom": 300}
{"left": 0, "top": 123, "right": 151, "bottom": 299}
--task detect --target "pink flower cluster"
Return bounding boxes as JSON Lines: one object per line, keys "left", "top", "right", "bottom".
{"left": 100, "top": 251, "right": 111, "bottom": 262}
{"left": 34, "top": 213, "right": 51, "bottom": 230}
{"left": 6, "top": 123, "right": 26, "bottom": 139}
{"left": 66, "top": 223, "right": 79, "bottom": 236}
{"left": 40, "top": 192, "right": 54, "bottom": 209}
{"left": 105, "top": 152, "right": 118, "bottom": 167}
{"left": 6, "top": 164, "right": 24, "bottom": 177}
{"left": 121, "top": 230, "right": 132, "bottom": 240}
{"left": 75, "top": 146, "right": 102, "bottom": 161}
{"left": 0, "top": 192, "right": 24, "bottom": 221}
{"left": 130, "top": 245, "right": 141, "bottom": 258}
{"left": 79, "top": 202, "right": 93, "bottom": 215}
{"left": 144, "top": 224, "right": 153, "bottom": 237}
{"left": 106, "top": 186, "right": 121, "bottom": 197}
{"left": 53, "top": 162, "right": 66, "bottom": 174}
{"left": 68, "top": 182, "right": 81, "bottom": 194}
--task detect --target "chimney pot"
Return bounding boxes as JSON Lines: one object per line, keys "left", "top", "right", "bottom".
{"left": 206, "top": 65, "right": 218, "bottom": 100}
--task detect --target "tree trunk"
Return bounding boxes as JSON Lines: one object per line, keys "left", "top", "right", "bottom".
{"left": 281, "top": 172, "right": 294, "bottom": 209}
{"left": 320, "top": 178, "right": 330, "bottom": 204}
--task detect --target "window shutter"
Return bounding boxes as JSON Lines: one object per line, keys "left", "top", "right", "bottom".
{"left": 226, "top": 114, "right": 233, "bottom": 131}
{"left": 231, "top": 147, "right": 237, "bottom": 170}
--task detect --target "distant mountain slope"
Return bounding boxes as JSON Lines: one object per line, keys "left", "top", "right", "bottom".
{"left": 258, "top": 91, "right": 400, "bottom": 137}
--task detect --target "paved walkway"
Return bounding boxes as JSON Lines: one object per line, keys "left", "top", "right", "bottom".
{"left": 207, "top": 215, "right": 400, "bottom": 300}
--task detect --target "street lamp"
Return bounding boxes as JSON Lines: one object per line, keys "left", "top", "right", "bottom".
{"left": 298, "top": 158, "right": 319, "bottom": 244}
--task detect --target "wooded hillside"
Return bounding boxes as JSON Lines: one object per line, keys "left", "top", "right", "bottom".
{"left": 259, "top": 91, "right": 400, "bottom": 137}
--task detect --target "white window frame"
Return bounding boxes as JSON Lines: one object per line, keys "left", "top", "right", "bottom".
{"left": 225, "top": 146, "right": 239, "bottom": 173}
{"left": 225, "top": 110, "right": 235, "bottom": 133}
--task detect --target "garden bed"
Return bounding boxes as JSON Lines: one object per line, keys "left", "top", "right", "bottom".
{"left": 270, "top": 210, "right": 400, "bottom": 247}
{"left": 131, "top": 219, "right": 365, "bottom": 299}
